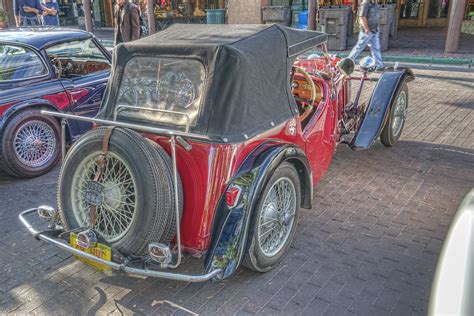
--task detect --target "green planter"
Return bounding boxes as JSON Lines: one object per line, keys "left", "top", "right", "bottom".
{"left": 0, "top": 9, "right": 8, "bottom": 29}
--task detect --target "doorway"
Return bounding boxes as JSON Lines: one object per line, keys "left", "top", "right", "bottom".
{"left": 398, "top": 0, "right": 450, "bottom": 27}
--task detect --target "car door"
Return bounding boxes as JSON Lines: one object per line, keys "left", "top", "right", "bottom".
{"left": 45, "top": 38, "right": 111, "bottom": 139}
{"left": 293, "top": 48, "right": 338, "bottom": 184}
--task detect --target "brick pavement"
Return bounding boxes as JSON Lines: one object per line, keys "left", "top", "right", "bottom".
{"left": 0, "top": 68, "right": 473, "bottom": 315}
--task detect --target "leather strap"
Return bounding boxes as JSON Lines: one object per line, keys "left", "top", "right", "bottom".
{"left": 89, "top": 127, "right": 116, "bottom": 228}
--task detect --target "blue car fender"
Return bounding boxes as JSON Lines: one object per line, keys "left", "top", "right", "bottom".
{"left": 349, "top": 68, "right": 414, "bottom": 150}
{"left": 204, "top": 142, "right": 312, "bottom": 279}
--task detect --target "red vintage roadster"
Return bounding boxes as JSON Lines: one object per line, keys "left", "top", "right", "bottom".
{"left": 20, "top": 25, "right": 414, "bottom": 282}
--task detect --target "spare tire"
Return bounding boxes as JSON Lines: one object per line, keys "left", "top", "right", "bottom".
{"left": 58, "top": 127, "right": 183, "bottom": 256}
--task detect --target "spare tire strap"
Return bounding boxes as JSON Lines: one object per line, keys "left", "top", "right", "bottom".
{"left": 89, "top": 126, "right": 116, "bottom": 228}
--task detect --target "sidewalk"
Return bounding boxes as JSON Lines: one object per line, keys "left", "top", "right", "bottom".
{"left": 92, "top": 26, "right": 474, "bottom": 69}
{"left": 332, "top": 27, "right": 474, "bottom": 70}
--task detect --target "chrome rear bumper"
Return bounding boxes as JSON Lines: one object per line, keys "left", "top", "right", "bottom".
{"left": 19, "top": 208, "right": 222, "bottom": 283}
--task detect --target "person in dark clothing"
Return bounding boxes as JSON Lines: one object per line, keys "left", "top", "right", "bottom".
{"left": 114, "top": 0, "right": 140, "bottom": 45}
{"left": 42, "top": 0, "right": 59, "bottom": 26}
{"left": 348, "top": 0, "right": 384, "bottom": 70}
{"left": 14, "top": 0, "right": 43, "bottom": 26}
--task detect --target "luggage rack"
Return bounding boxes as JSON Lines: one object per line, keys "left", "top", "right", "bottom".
{"left": 17, "top": 109, "right": 221, "bottom": 282}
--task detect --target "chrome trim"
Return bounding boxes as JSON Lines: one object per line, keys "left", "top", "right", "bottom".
{"left": 40, "top": 111, "right": 211, "bottom": 141}
{"left": 114, "top": 105, "right": 191, "bottom": 133}
{"left": 60, "top": 118, "right": 67, "bottom": 161}
{"left": 168, "top": 136, "right": 182, "bottom": 269}
{"left": 19, "top": 208, "right": 222, "bottom": 283}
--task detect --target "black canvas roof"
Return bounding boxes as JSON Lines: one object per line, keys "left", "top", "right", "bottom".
{"left": 99, "top": 24, "right": 328, "bottom": 142}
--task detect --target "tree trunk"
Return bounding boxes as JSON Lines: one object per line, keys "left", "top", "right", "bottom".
{"left": 147, "top": 0, "right": 156, "bottom": 34}
{"left": 83, "top": 0, "right": 94, "bottom": 33}
{"left": 444, "top": 0, "right": 467, "bottom": 53}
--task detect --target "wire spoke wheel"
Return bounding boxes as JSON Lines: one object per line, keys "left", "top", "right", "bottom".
{"left": 70, "top": 151, "right": 138, "bottom": 242}
{"left": 257, "top": 177, "right": 297, "bottom": 257}
{"left": 13, "top": 120, "right": 56, "bottom": 168}
{"left": 392, "top": 90, "right": 407, "bottom": 137}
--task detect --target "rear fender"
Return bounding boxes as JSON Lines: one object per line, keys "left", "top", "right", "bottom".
{"left": 349, "top": 68, "right": 414, "bottom": 150}
{"left": 0, "top": 100, "right": 59, "bottom": 129}
{"left": 0, "top": 102, "right": 73, "bottom": 142}
{"left": 204, "top": 143, "right": 312, "bottom": 279}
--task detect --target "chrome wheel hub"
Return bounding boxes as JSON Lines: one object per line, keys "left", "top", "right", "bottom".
{"left": 392, "top": 90, "right": 407, "bottom": 137}
{"left": 14, "top": 120, "right": 56, "bottom": 168}
{"left": 257, "top": 177, "right": 297, "bottom": 257}
{"left": 71, "top": 152, "right": 137, "bottom": 242}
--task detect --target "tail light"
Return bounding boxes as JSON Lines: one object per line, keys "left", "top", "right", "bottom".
{"left": 226, "top": 185, "right": 242, "bottom": 209}
{"left": 148, "top": 243, "right": 172, "bottom": 267}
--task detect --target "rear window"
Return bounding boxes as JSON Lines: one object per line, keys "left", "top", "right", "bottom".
{"left": 0, "top": 44, "right": 48, "bottom": 81}
{"left": 116, "top": 57, "right": 205, "bottom": 128}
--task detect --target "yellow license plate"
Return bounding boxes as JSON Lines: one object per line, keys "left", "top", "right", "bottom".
{"left": 70, "top": 233, "right": 113, "bottom": 276}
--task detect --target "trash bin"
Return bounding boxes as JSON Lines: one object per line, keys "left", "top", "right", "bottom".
{"left": 262, "top": 6, "right": 291, "bottom": 26}
{"left": 297, "top": 10, "right": 308, "bottom": 29}
{"left": 378, "top": 4, "right": 394, "bottom": 51}
{"left": 291, "top": 0, "right": 306, "bottom": 27}
{"left": 270, "top": 0, "right": 291, "bottom": 6}
{"left": 207, "top": 9, "right": 226, "bottom": 24}
{"left": 319, "top": 6, "right": 352, "bottom": 50}
{"left": 385, "top": 4, "right": 398, "bottom": 39}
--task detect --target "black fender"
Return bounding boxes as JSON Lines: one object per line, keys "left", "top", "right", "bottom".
{"left": 349, "top": 68, "right": 414, "bottom": 150}
{"left": 204, "top": 142, "right": 312, "bottom": 280}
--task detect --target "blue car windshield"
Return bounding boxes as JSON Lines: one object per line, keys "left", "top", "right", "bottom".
{"left": 0, "top": 44, "right": 48, "bottom": 82}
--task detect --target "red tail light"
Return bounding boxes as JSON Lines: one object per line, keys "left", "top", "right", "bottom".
{"left": 226, "top": 186, "right": 241, "bottom": 208}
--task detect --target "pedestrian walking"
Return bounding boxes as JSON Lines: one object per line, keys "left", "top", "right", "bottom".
{"left": 42, "top": 0, "right": 59, "bottom": 26}
{"left": 348, "top": 0, "right": 384, "bottom": 70}
{"left": 14, "top": 0, "right": 42, "bottom": 26}
{"left": 114, "top": 0, "right": 140, "bottom": 45}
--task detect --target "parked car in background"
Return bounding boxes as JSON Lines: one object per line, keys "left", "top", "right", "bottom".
{"left": 0, "top": 28, "right": 111, "bottom": 177}
{"left": 20, "top": 25, "right": 413, "bottom": 282}
{"left": 429, "top": 189, "right": 474, "bottom": 315}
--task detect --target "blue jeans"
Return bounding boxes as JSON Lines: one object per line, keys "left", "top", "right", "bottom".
{"left": 348, "top": 31, "right": 384, "bottom": 69}
{"left": 21, "top": 16, "right": 39, "bottom": 26}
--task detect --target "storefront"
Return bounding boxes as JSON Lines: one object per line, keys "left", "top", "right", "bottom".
{"left": 55, "top": 0, "right": 114, "bottom": 28}
{"left": 397, "top": 0, "right": 450, "bottom": 27}
{"left": 462, "top": 0, "right": 474, "bottom": 34}
{"left": 151, "top": 0, "right": 226, "bottom": 31}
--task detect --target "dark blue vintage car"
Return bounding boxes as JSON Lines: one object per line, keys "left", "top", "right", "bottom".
{"left": 0, "top": 28, "right": 111, "bottom": 177}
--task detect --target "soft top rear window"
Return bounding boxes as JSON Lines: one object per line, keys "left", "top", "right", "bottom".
{"left": 116, "top": 57, "right": 205, "bottom": 128}
{"left": 0, "top": 44, "right": 48, "bottom": 81}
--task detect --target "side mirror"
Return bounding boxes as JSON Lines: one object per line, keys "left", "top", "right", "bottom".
{"left": 336, "top": 58, "right": 355, "bottom": 77}
{"left": 359, "top": 56, "right": 377, "bottom": 73}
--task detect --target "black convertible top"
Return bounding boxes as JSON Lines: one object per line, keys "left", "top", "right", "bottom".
{"left": 99, "top": 24, "right": 327, "bottom": 142}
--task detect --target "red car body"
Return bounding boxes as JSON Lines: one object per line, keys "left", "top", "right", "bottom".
{"left": 146, "top": 55, "right": 349, "bottom": 253}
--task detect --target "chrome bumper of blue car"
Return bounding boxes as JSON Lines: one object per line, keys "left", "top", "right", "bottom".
{"left": 19, "top": 208, "right": 222, "bottom": 283}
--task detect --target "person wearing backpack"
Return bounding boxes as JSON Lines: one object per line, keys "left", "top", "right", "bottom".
{"left": 114, "top": 0, "right": 140, "bottom": 45}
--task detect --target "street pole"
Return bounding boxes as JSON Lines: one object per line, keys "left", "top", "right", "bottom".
{"left": 445, "top": 0, "right": 467, "bottom": 53}
{"left": 147, "top": 0, "right": 156, "bottom": 34}
{"left": 308, "top": 0, "right": 317, "bottom": 30}
{"left": 83, "top": 0, "right": 93, "bottom": 33}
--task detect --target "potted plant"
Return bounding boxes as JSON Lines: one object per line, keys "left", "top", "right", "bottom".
{"left": 0, "top": 9, "right": 8, "bottom": 29}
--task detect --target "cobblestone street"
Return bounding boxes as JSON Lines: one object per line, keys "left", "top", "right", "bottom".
{"left": 0, "top": 68, "right": 473, "bottom": 315}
